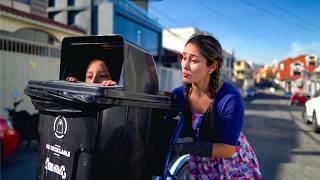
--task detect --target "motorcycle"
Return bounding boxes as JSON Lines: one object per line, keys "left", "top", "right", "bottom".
{"left": 5, "top": 97, "right": 39, "bottom": 149}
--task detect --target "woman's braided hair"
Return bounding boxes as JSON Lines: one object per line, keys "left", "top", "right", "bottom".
{"left": 183, "top": 34, "right": 223, "bottom": 140}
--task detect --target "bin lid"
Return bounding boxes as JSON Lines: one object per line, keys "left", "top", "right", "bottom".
{"left": 59, "top": 35, "right": 159, "bottom": 95}
{"left": 25, "top": 80, "right": 174, "bottom": 110}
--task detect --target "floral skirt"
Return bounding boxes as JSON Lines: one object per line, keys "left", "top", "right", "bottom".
{"left": 189, "top": 133, "right": 261, "bottom": 180}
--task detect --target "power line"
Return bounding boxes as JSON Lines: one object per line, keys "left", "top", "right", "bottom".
{"left": 242, "top": 0, "right": 320, "bottom": 34}
{"left": 193, "top": 0, "right": 285, "bottom": 48}
{"left": 265, "top": 0, "right": 320, "bottom": 31}
{"left": 149, "top": 6, "right": 187, "bottom": 41}
{"left": 149, "top": 6, "right": 183, "bottom": 28}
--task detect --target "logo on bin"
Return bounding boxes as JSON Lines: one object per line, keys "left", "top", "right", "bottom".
{"left": 45, "top": 157, "right": 67, "bottom": 179}
{"left": 54, "top": 115, "right": 67, "bottom": 139}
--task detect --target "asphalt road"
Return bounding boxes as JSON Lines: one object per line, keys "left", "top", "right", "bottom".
{"left": 243, "top": 90, "right": 320, "bottom": 180}
{"left": 1, "top": 90, "right": 320, "bottom": 180}
{"left": 1, "top": 140, "right": 38, "bottom": 180}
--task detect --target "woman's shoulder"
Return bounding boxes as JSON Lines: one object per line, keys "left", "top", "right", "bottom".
{"left": 216, "top": 81, "right": 245, "bottom": 118}
{"left": 215, "top": 81, "right": 243, "bottom": 106}
{"left": 171, "top": 85, "right": 186, "bottom": 108}
{"left": 172, "top": 85, "right": 185, "bottom": 95}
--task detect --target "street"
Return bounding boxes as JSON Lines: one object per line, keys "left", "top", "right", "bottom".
{"left": 243, "top": 91, "right": 320, "bottom": 180}
{"left": 1, "top": 91, "right": 320, "bottom": 180}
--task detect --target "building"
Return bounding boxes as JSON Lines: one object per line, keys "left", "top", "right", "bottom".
{"left": 256, "top": 65, "right": 277, "bottom": 84}
{"left": 47, "top": 0, "right": 162, "bottom": 59}
{"left": 1, "top": 0, "right": 48, "bottom": 17}
{"left": 276, "top": 54, "right": 319, "bottom": 93}
{"left": 1, "top": 0, "right": 167, "bottom": 117}
{"left": 276, "top": 54, "right": 319, "bottom": 81}
{"left": 232, "top": 60, "right": 253, "bottom": 81}
{"left": 0, "top": 1, "right": 85, "bottom": 117}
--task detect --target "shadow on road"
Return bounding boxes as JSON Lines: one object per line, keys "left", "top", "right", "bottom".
{"left": 243, "top": 114, "right": 298, "bottom": 180}
{"left": 1, "top": 141, "right": 38, "bottom": 180}
{"left": 243, "top": 92, "right": 299, "bottom": 180}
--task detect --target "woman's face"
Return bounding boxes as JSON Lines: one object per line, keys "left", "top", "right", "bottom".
{"left": 85, "top": 59, "right": 112, "bottom": 83}
{"left": 181, "top": 43, "right": 213, "bottom": 84}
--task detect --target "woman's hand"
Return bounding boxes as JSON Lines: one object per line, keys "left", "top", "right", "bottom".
{"left": 100, "top": 80, "right": 117, "bottom": 86}
{"left": 212, "top": 143, "right": 236, "bottom": 158}
{"left": 171, "top": 137, "right": 212, "bottom": 157}
{"left": 66, "top": 77, "right": 78, "bottom": 82}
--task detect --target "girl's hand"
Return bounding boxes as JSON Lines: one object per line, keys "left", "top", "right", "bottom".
{"left": 66, "top": 77, "right": 78, "bottom": 82}
{"left": 100, "top": 80, "right": 117, "bottom": 86}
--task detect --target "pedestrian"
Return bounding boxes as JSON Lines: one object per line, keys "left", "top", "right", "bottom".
{"left": 66, "top": 58, "right": 116, "bottom": 86}
{"left": 170, "top": 34, "right": 261, "bottom": 179}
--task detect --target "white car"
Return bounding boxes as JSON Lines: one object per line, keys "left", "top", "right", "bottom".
{"left": 304, "top": 90, "right": 320, "bottom": 133}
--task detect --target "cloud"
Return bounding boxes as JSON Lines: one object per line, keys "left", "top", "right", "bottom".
{"left": 287, "top": 41, "right": 320, "bottom": 57}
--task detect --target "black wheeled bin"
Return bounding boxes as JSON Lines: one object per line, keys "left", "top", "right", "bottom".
{"left": 25, "top": 35, "right": 176, "bottom": 180}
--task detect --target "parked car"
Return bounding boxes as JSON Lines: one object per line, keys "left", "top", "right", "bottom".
{"left": 304, "top": 90, "right": 320, "bottom": 133}
{"left": 0, "top": 118, "right": 19, "bottom": 157}
{"left": 290, "top": 91, "right": 308, "bottom": 106}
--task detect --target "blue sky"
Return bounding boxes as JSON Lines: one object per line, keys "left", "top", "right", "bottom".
{"left": 149, "top": 0, "right": 320, "bottom": 65}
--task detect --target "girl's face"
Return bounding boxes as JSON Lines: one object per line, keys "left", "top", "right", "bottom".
{"left": 85, "top": 60, "right": 112, "bottom": 83}
{"left": 181, "top": 43, "right": 214, "bottom": 84}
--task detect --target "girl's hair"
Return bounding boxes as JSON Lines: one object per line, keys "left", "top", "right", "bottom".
{"left": 183, "top": 34, "right": 223, "bottom": 140}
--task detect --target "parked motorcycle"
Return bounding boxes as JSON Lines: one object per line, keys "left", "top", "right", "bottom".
{"left": 5, "top": 98, "right": 39, "bottom": 149}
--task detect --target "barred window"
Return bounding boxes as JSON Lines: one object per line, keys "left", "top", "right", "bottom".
{"left": 0, "top": 38, "right": 60, "bottom": 57}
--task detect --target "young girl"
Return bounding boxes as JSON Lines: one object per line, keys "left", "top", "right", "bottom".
{"left": 66, "top": 58, "right": 116, "bottom": 86}
{"left": 171, "top": 34, "right": 261, "bottom": 179}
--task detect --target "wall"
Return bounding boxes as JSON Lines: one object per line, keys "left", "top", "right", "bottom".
{"left": 0, "top": 51, "right": 60, "bottom": 118}
{"left": 157, "top": 65, "right": 182, "bottom": 92}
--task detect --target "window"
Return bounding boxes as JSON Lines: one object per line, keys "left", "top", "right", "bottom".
{"left": 48, "top": 0, "right": 55, "bottom": 7}
{"left": 0, "top": 37, "right": 60, "bottom": 57}
{"left": 280, "top": 63, "right": 284, "bottom": 70}
{"left": 16, "top": 0, "right": 31, "bottom": 5}
{"left": 290, "top": 61, "right": 304, "bottom": 76}
{"left": 114, "top": 14, "right": 160, "bottom": 57}
{"left": 293, "top": 71, "right": 302, "bottom": 76}
{"left": 306, "top": 55, "right": 318, "bottom": 66}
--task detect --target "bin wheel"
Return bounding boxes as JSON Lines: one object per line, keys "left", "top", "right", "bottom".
{"left": 169, "top": 154, "right": 190, "bottom": 179}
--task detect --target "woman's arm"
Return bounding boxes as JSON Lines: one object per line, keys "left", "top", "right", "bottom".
{"left": 212, "top": 92, "right": 244, "bottom": 158}
{"left": 172, "top": 139, "right": 236, "bottom": 158}
{"left": 211, "top": 143, "right": 235, "bottom": 158}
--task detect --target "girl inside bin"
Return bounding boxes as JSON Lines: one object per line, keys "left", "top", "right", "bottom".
{"left": 170, "top": 34, "right": 261, "bottom": 179}
{"left": 66, "top": 58, "right": 116, "bottom": 86}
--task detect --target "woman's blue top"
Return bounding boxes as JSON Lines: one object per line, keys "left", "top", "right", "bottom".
{"left": 171, "top": 81, "right": 244, "bottom": 146}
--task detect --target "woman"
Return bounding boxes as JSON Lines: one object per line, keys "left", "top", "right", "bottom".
{"left": 171, "top": 34, "right": 261, "bottom": 179}
{"left": 66, "top": 58, "right": 116, "bottom": 86}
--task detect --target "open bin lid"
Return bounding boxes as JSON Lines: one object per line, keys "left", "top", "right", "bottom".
{"left": 59, "top": 35, "right": 159, "bottom": 95}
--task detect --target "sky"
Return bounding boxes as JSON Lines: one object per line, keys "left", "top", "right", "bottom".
{"left": 148, "top": 0, "right": 320, "bottom": 65}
